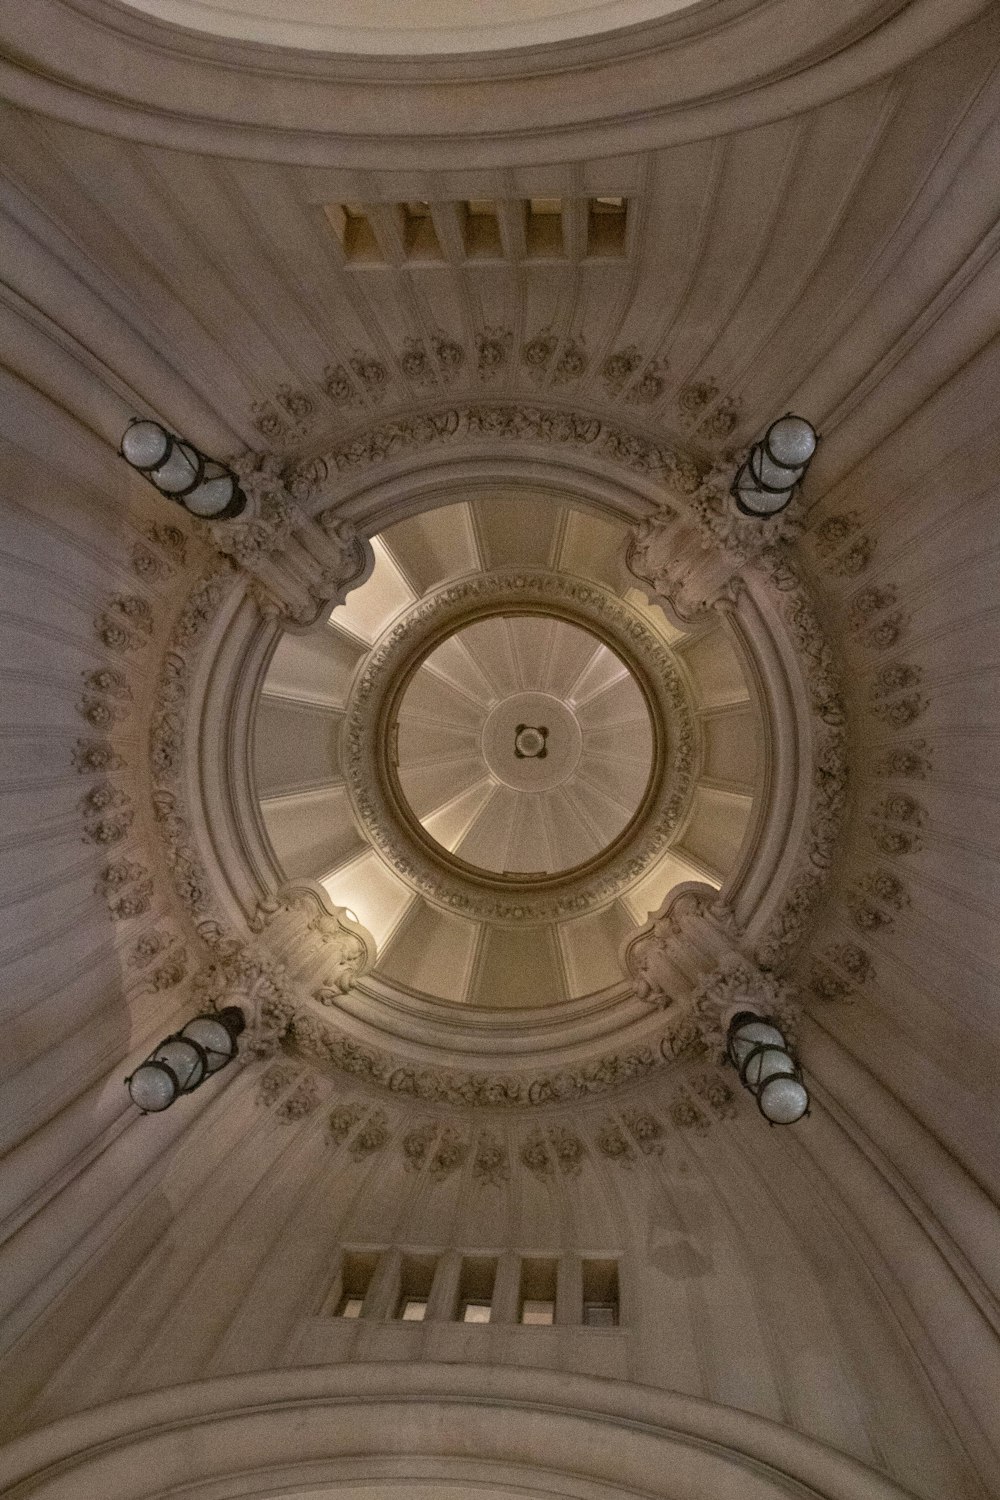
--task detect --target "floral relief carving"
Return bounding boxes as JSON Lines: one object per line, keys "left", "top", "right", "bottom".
{"left": 252, "top": 403, "right": 288, "bottom": 442}
{"left": 350, "top": 352, "right": 390, "bottom": 402}
{"left": 552, "top": 336, "right": 588, "bottom": 384}
{"left": 812, "top": 512, "right": 874, "bottom": 577}
{"left": 257, "top": 1061, "right": 298, "bottom": 1107}
{"left": 626, "top": 360, "right": 668, "bottom": 406}
{"left": 350, "top": 1108, "right": 390, "bottom": 1158}
{"left": 869, "top": 793, "right": 927, "bottom": 855}
{"left": 602, "top": 345, "right": 642, "bottom": 394}
{"left": 548, "top": 1125, "right": 585, "bottom": 1176}
{"left": 276, "top": 386, "right": 317, "bottom": 432}
{"left": 806, "top": 963, "right": 854, "bottom": 1002}
{"left": 690, "top": 1073, "right": 737, "bottom": 1120}
{"left": 676, "top": 378, "right": 741, "bottom": 439}
{"left": 848, "top": 585, "right": 897, "bottom": 630}
{"left": 520, "top": 1131, "right": 552, "bottom": 1177}
{"left": 668, "top": 1089, "right": 710, "bottom": 1132}
{"left": 276, "top": 1074, "right": 321, "bottom": 1122}
{"left": 596, "top": 1119, "right": 636, "bottom": 1167}
{"left": 432, "top": 332, "right": 465, "bottom": 382}
{"left": 131, "top": 542, "right": 171, "bottom": 582}
{"left": 624, "top": 1109, "right": 667, "bottom": 1152}
{"left": 95, "top": 594, "right": 154, "bottom": 653}
{"left": 869, "top": 663, "right": 928, "bottom": 727}
{"left": 522, "top": 329, "right": 558, "bottom": 378}
{"left": 71, "top": 739, "right": 123, "bottom": 773}
{"left": 473, "top": 1130, "right": 510, "bottom": 1186}
{"left": 324, "top": 363, "right": 360, "bottom": 408}
{"left": 401, "top": 337, "right": 437, "bottom": 387}
{"left": 146, "top": 523, "right": 189, "bottom": 565}
{"left": 877, "top": 740, "right": 932, "bottom": 779}
{"left": 476, "top": 326, "right": 513, "bottom": 380}
{"left": 97, "top": 860, "right": 153, "bottom": 920}
{"left": 80, "top": 782, "right": 134, "bottom": 845}
{"left": 137, "top": 941, "right": 189, "bottom": 993}
{"left": 848, "top": 870, "right": 911, "bottom": 934}
{"left": 402, "top": 1120, "right": 437, "bottom": 1171}
{"left": 429, "top": 1127, "right": 468, "bottom": 1181}
{"left": 303, "top": 402, "right": 701, "bottom": 493}
{"left": 691, "top": 953, "right": 801, "bottom": 1054}
{"left": 329, "top": 1103, "right": 363, "bottom": 1143}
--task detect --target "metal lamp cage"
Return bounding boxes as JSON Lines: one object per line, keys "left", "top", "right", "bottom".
{"left": 125, "top": 1006, "right": 246, "bottom": 1113}
{"left": 726, "top": 1009, "right": 810, "bottom": 1125}
{"left": 731, "top": 414, "right": 818, "bottom": 518}
{"left": 120, "top": 419, "right": 247, "bottom": 520}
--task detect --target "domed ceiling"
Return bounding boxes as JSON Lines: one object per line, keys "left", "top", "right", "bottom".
{"left": 254, "top": 493, "right": 764, "bottom": 1009}
{"left": 117, "top": 0, "right": 703, "bottom": 55}
{"left": 394, "top": 614, "right": 655, "bottom": 878}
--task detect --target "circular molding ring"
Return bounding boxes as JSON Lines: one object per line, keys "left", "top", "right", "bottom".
{"left": 0, "top": 0, "right": 989, "bottom": 167}
{"left": 342, "top": 569, "right": 695, "bottom": 925}
{"left": 0, "top": 1363, "right": 924, "bottom": 1500}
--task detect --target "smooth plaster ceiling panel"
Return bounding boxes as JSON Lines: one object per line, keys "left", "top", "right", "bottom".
{"left": 567, "top": 644, "right": 630, "bottom": 708}
{"left": 330, "top": 537, "right": 416, "bottom": 645}
{"left": 699, "top": 707, "right": 761, "bottom": 789}
{"left": 260, "top": 785, "right": 363, "bottom": 881}
{"left": 677, "top": 785, "right": 753, "bottom": 881}
{"left": 620, "top": 847, "right": 718, "bottom": 923}
{"left": 557, "top": 902, "right": 636, "bottom": 997}
{"left": 265, "top": 628, "right": 365, "bottom": 708}
{"left": 379, "top": 505, "right": 481, "bottom": 597}
{"left": 397, "top": 667, "right": 485, "bottom": 731}
{"left": 376, "top": 897, "right": 480, "bottom": 1003}
{"left": 322, "top": 849, "right": 415, "bottom": 948}
{"left": 421, "top": 777, "right": 497, "bottom": 854}
{"left": 455, "top": 617, "right": 527, "bottom": 702}
{"left": 254, "top": 698, "right": 343, "bottom": 799}
{"left": 472, "top": 924, "right": 566, "bottom": 1009}
{"left": 676, "top": 630, "right": 752, "bottom": 710}
{"left": 396, "top": 751, "right": 487, "bottom": 817}
{"left": 555, "top": 508, "right": 632, "bottom": 594}
{"left": 471, "top": 496, "right": 562, "bottom": 572}
{"left": 419, "top": 634, "right": 499, "bottom": 709}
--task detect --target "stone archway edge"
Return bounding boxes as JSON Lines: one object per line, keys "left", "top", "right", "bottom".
{"left": 0, "top": 1364, "right": 921, "bottom": 1500}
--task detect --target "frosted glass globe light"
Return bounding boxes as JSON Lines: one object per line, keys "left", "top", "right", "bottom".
{"left": 726, "top": 1010, "right": 810, "bottom": 1126}
{"left": 126, "top": 1008, "right": 246, "bottom": 1113}
{"left": 765, "top": 414, "right": 818, "bottom": 468}
{"left": 119, "top": 418, "right": 246, "bottom": 520}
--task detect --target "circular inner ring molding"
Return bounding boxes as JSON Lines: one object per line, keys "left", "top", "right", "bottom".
{"left": 393, "top": 614, "right": 656, "bottom": 879}
{"left": 117, "top": 0, "right": 704, "bottom": 55}
{"left": 342, "top": 569, "right": 695, "bottom": 925}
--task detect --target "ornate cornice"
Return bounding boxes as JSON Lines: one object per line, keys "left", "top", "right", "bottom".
{"left": 340, "top": 569, "right": 696, "bottom": 922}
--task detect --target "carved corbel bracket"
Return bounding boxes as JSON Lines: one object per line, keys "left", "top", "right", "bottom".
{"left": 622, "top": 881, "right": 740, "bottom": 1009}
{"left": 622, "top": 882, "right": 801, "bottom": 1055}
{"left": 249, "top": 879, "right": 376, "bottom": 1005}
{"left": 626, "top": 467, "right": 802, "bottom": 621}
{"left": 207, "top": 452, "right": 374, "bottom": 626}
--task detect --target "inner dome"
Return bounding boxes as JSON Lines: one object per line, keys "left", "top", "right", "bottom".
{"left": 393, "top": 615, "right": 655, "bottom": 878}
{"left": 117, "top": 0, "right": 704, "bottom": 55}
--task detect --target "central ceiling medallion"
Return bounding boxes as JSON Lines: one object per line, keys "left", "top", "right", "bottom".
{"left": 392, "top": 615, "right": 655, "bottom": 879}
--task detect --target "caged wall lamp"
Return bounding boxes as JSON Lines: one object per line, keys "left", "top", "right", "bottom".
{"left": 731, "top": 414, "right": 818, "bottom": 518}
{"left": 726, "top": 1010, "right": 810, "bottom": 1124}
{"left": 126, "top": 1007, "right": 246, "bottom": 1114}
{"left": 120, "top": 419, "right": 247, "bottom": 520}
